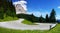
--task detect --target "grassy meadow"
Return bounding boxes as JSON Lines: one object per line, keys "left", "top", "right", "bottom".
{"left": 0, "top": 16, "right": 18, "bottom": 22}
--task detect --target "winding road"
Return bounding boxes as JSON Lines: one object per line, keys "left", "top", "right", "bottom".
{"left": 0, "top": 19, "right": 57, "bottom": 30}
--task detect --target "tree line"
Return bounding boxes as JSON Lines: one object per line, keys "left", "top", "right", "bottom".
{"left": 39, "top": 9, "right": 56, "bottom": 23}
{"left": 17, "top": 9, "right": 56, "bottom": 23}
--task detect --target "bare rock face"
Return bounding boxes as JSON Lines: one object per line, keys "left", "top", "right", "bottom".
{"left": 13, "top": 0, "right": 27, "bottom": 14}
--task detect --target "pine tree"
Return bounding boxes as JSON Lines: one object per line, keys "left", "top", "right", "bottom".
{"left": 31, "top": 14, "right": 37, "bottom": 22}
{"left": 0, "top": 0, "right": 16, "bottom": 19}
{"left": 29, "top": 14, "right": 34, "bottom": 23}
{"left": 0, "top": 0, "right": 4, "bottom": 19}
{"left": 4, "top": 0, "right": 16, "bottom": 17}
{"left": 45, "top": 14, "right": 49, "bottom": 22}
{"left": 49, "top": 9, "right": 56, "bottom": 23}
{"left": 39, "top": 15, "right": 45, "bottom": 23}
{"left": 0, "top": 7, "right": 4, "bottom": 19}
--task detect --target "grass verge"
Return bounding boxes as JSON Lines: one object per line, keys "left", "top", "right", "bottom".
{"left": 22, "top": 19, "right": 37, "bottom": 25}
{"left": 0, "top": 16, "right": 18, "bottom": 22}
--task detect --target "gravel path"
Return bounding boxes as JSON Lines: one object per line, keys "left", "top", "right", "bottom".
{"left": 0, "top": 19, "right": 57, "bottom": 30}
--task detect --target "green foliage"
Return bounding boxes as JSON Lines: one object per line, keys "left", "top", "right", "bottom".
{"left": 6, "top": 9, "right": 16, "bottom": 17}
{"left": 17, "top": 14, "right": 39, "bottom": 23}
{"left": 0, "top": 0, "right": 18, "bottom": 21}
{"left": 0, "top": 7, "right": 4, "bottom": 19}
{"left": 45, "top": 14, "right": 49, "bottom": 22}
{"left": 0, "top": 11, "right": 4, "bottom": 19}
{"left": 0, "top": 0, "right": 16, "bottom": 17}
{"left": 39, "top": 15, "right": 45, "bottom": 23}
{"left": 16, "top": 14, "right": 30, "bottom": 20}
{"left": 6, "top": 9, "right": 11, "bottom": 16}
{"left": 0, "top": 16, "right": 18, "bottom": 22}
{"left": 28, "top": 14, "right": 38, "bottom": 23}
{"left": 5, "top": 0, "right": 16, "bottom": 17}
{"left": 49, "top": 9, "right": 56, "bottom": 23}
{"left": 39, "top": 9, "right": 56, "bottom": 23}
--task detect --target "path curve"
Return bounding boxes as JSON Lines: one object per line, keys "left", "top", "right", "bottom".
{"left": 0, "top": 19, "right": 57, "bottom": 30}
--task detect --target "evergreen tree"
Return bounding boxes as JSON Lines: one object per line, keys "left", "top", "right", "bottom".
{"left": 39, "top": 15, "right": 45, "bottom": 23}
{"left": 45, "top": 14, "right": 49, "bottom": 22}
{"left": 9, "top": 0, "right": 16, "bottom": 17}
{"left": 29, "top": 14, "right": 34, "bottom": 23}
{"left": 31, "top": 14, "right": 37, "bottom": 22}
{"left": 0, "top": 0, "right": 16, "bottom": 18}
{"left": 0, "top": 0, "right": 2, "bottom": 7}
{"left": 0, "top": 0, "right": 5, "bottom": 19}
{"left": 0, "top": 11, "right": 4, "bottom": 19}
{"left": 49, "top": 9, "right": 56, "bottom": 23}
{"left": 5, "top": 0, "right": 16, "bottom": 17}
{"left": 2, "top": 0, "right": 9, "bottom": 13}
{"left": 0, "top": 7, "right": 4, "bottom": 19}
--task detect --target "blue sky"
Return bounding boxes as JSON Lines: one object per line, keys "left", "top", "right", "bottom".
{"left": 12, "top": 0, "right": 60, "bottom": 19}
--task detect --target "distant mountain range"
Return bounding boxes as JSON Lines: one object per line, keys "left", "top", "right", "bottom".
{"left": 57, "top": 19, "right": 60, "bottom": 22}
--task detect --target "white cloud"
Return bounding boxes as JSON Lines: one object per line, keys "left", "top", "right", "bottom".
{"left": 58, "top": 6, "right": 60, "bottom": 8}
{"left": 13, "top": 0, "right": 27, "bottom": 10}
{"left": 56, "top": 15, "right": 60, "bottom": 19}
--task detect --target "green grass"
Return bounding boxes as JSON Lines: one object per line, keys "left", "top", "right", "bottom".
{"left": 0, "top": 16, "right": 18, "bottom": 22}
{"left": 47, "top": 24, "right": 60, "bottom": 33}
{"left": 0, "top": 27, "right": 48, "bottom": 33}
{"left": 0, "top": 24, "right": 60, "bottom": 33}
{"left": 22, "top": 19, "right": 37, "bottom": 25}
